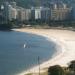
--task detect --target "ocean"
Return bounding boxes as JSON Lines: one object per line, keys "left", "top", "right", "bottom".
{"left": 0, "top": 31, "right": 58, "bottom": 75}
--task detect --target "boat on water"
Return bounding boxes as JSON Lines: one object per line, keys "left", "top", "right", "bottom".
{"left": 24, "top": 44, "right": 26, "bottom": 48}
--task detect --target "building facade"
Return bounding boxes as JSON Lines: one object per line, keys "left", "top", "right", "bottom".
{"left": 41, "top": 7, "right": 50, "bottom": 21}
{"left": 50, "top": 3, "right": 72, "bottom": 21}
{"left": 17, "top": 7, "right": 31, "bottom": 21}
{"left": 25, "top": 9, "right": 31, "bottom": 21}
{"left": 17, "top": 8, "right": 25, "bottom": 21}
{"left": 35, "top": 7, "right": 41, "bottom": 20}
{"left": 31, "top": 7, "right": 50, "bottom": 21}
{"left": 1, "top": 1, "right": 73, "bottom": 24}
{"left": 3, "top": 2, "right": 9, "bottom": 22}
{"left": 8, "top": 5, "right": 17, "bottom": 21}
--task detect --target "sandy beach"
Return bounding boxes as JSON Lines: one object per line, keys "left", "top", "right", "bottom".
{"left": 13, "top": 28, "right": 75, "bottom": 75}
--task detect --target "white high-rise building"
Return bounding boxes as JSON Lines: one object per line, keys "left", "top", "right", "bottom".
{"left": 3, "top": 2, "right": 17, "bottom": 21}
{"left": 8, "top": 5, "right": 17, "bottom": 21}
{"left": 50, "top": 3, "right": 72, "bottom": 21}
{"left": 3, "top": 2, "right": 9, "bottom": 22}
{"left": 35, "top": 7, "right": 41, "bottom": 20}
{"left": 31, "top": 7, "right": 35, "bottom": 20}
{"left": 41, "top": 7, "right": 50, "bottom": 21}
{"left": 31, "top": 7, "right": 50, "bottom": 21}
{"left": 25, "top": 9, "right": 31, "bottom": 20}
{"left": 17, "top": 7, "right": 31, "bottom": 21}
{"left": 1, "top": 5, "right": 4, "bottom": 10}
{"left": 17, "top": 8, "right": 26, "bottom": 21}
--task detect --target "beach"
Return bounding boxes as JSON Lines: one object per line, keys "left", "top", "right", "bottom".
{"left": 13, "top": 28, "right": 75, "bottom": 75}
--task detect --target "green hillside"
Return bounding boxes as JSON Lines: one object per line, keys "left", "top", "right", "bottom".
{"left": 0, "top": 0, "right": 75, "bottom": 8}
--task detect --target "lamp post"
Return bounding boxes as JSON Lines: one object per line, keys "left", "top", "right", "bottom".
{"left": 38, "top": 56, "right": 40, "bottom": 75}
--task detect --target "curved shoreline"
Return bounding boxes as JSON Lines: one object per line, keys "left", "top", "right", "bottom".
{"left": 13, "top": 28, "right": 75, "bottom": 75}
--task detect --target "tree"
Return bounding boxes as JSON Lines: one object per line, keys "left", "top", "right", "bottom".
{"left": 0, "top": 20, "right": 13, "bottom": 30}
{"left": 68, "top": 60, "right": 75, "bottom": 72}
{"left": 48, "top": 65, "right": 65, "bottom": 75}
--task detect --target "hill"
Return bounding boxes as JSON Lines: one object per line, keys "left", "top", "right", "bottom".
{"left": 0, "top": 0, "right": 75, "bottom": 8}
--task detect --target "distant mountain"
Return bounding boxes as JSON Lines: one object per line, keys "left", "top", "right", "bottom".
{"left": 0, "top": 0, "right": 75, "bottom": 8}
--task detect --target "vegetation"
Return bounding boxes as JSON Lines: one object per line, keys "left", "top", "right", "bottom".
{"left": 0, "top": 17, "right": 75, "bottom": 30}
{"left": 0, "top": 23, "right": 11, "bottom": 30}
{"left": 68, "top": 60, "right": 75, "bottom": 74}
{"left": 13, "top": 18, "right": 74, "bottom": 29}
{"left": 48, "top": 60, "right": 75, "bottom": 75}
{"left": 0, "top": 0, "right": 75, "bottom": 8}
{"left": 25, "top": 60, "right": 75, "bottom": 75}
{"left": 0, "top": 20, "right": 16, "bottom": 30}
{"left": 48, "top": 65, "right": 65, "bottom": 75}
{"left": 49, "top": 20, "right": 75, "bottom": 28}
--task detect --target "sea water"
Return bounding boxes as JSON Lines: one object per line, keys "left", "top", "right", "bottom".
{"left": 0, "top": 31, "right": 58, "bottom": 75}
